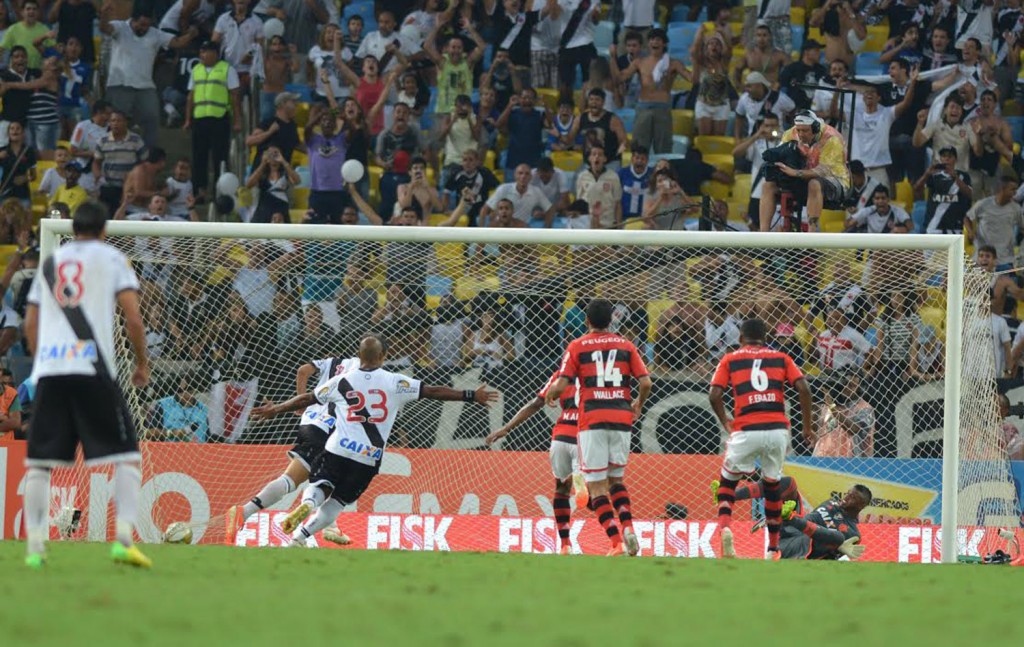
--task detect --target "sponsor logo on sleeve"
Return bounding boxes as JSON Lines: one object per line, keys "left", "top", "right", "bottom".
{"left": 396, "top": 379, "right": 417, "bottom": 394}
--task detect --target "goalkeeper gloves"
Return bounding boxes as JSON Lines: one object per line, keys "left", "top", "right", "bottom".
{"left": 711, "top": 480, "right": 720, "bottom": 506}
{"left": 837, "top": 536, "right": 866, "bottom": 560}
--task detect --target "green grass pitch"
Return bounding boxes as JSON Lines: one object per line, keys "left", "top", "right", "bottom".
{"left": 1, "top": 541, "right": 1022, "bottom": 646}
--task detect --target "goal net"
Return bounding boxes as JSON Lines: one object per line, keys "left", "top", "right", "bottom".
{"left": 36, "top": 221, "right": 1019, "bottom": 561}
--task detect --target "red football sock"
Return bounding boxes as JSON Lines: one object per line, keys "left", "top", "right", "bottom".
{"left": 553, "top": 494, "right": 571, "bottom": 542}
{"left": 763, "top": 479, "right": 783, "bottom": 551}
{"left": 609, "top": 483, "right": 634, "bottom": 533}
{"left": 717, "top": 478, "right": 738, "bottom": 529}
{"left": 592, "top": 495, "right": 621, "bottom": 546}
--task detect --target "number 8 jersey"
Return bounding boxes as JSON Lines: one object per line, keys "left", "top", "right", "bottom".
{"left": 313, "top": 367, "right": 423, "bottom": 466}
{"left": 710, "top": 346, "right": 804, "bottom": 432}
{"left": 558, "top": 332, "right": 649, "bottom": 432}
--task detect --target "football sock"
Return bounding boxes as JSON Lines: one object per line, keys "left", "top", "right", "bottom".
{"left": 716, "top": 477, "right": 738, "bottom": 529}
{"left": 734, "top": 482, "right": 761, "bottom": 502}
{"left": 763, "top": 478, "right": 783, "bottom": 551}
{"left": 243, "top": 474, "right": 297, "bottom": 519}
{"left": 294, "top": 498, "right": 345, "bottom": 542}
{"left": 592, "top": 495, "right": 621, "bottom": 545}
{"left": 114, "top": 464, "right": 142, "bottom": 547}
{"left": 24, "top": 467, "right": 50, "bottom": 555}
{"left": 300, "top": 484, "right": 327, "bottom": 510}
{"left": 552, "top": 494, "right": 571, "bottom": 542}
{"left": 609, "top": 483, "right": 634, "bottom": 533}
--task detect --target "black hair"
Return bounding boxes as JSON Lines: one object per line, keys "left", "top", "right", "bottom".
{"left": 72, "top": 201, "right": 109, "bottom": 237}
{"left": 890, "top": 58, "right": 910, "bottom": 73}
{"left": 871, "top": 185, "right": 890, "bottom": 198}
{"left": 146, "top": 147, "right": 167, "bottom": 164}
{"left": 631, "top": 143, "right": 650, "bottom": 156}
{"left": 410, "top": 156, "right": 427, "bottom": 168}
{"left": 587, "top": 88, "right": 606, "bottom": 100}
{"left": 10, "top": 45, "right": 26, "bottom": 57}
{"left": 624, "top": 30, "right": 643, "bottom": 44}
{"left": 536, "top": 157, "right": 554, "bottom": 172}
{"left": 586, "top": 299, "right": 614, "bottom": 329}
{"left": 740, "top": 318, "right": 767, "bottom": 343}
{"left": 359, "top": 332, "right": 389, "bottom": 356}
{"left": 853, "top": 484, "right": 873, "bottom": 505}
{"left": 966, "top": 37, "right": 982, "bottom": 51}
{"left": 92, "top": 99, "right": 111, "bottom": 113}
{"left": 978, "top": 244, "right": 998, "bottom": 257}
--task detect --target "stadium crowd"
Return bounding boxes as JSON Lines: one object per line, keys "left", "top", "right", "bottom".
{"left": 0, "top": 0, "right": 1022, "bottom": 461}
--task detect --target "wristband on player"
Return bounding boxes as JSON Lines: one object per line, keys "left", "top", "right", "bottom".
{"left": 463, "top": 390, "right": 476, "bottom": 402}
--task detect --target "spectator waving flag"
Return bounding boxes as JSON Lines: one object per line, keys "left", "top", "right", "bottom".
{"left": 207, "top": 378, "right": 259, "bottom": 442}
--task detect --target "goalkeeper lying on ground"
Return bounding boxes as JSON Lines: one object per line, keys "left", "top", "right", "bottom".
{"left": 712, "top": 476, "right": 870, "bottom": 560}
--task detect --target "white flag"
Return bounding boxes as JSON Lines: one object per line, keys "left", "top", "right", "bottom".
{"left": 207, "top": 379, "right": 259, "bottom": 443}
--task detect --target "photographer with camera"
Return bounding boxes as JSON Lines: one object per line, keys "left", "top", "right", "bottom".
{"left": 758, "top": 110, "right": 850, "bottom": 232}
{"left": 733, "top": 112, "right": 782, "bottom": 230}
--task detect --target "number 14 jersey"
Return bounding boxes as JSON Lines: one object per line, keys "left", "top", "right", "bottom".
{"left": 558, "top": 332, "right": 649, "bottom": 432}
{"left": 711, "top": 345, "right": 804, "bottom": 432}
{"left": 314, "top": 367, "right": 423, "bottom": 466}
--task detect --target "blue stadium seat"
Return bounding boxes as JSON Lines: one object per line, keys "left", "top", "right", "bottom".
{"left": 1007, "top": 117, "right": 1024, "bottom": 144}
{"left": 343, "top": 1, "right": 375, "bottom": 23}
{"left": 791, "top": 25, "right": 805, "bottom": 54}
{"left": 284, "top": 84, "right": 312, "bottom": 102}
{"left": 615, "top": 108, "right": 636, "bottom": 132}
{"left": 594, "top": 21, "right": 615, "bottom": 56}
{"left": 551, "top": 216, "right": 569, "bottom": 229}
{"left": 528, "top": 218, "right": 547, "bottom": 228}
{"left": 911, "top": 201, "right": 928, "bottom": 233}
{"left": 855, "top": 51, "right": 883, "bottom": 75}
{"left": 670, "top": 5, "right": 691, "bottom": 22}
{"left": 426, "top": 274, "right": 453, "bottom": 297}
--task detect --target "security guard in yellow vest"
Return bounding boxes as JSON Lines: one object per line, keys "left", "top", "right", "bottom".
{"left": 184, "top": 40, "right": 242, "bottom": 200}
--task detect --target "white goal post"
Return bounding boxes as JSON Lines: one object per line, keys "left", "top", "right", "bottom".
{"left": 36, "top": 218, "right": 992, "bottom": 563}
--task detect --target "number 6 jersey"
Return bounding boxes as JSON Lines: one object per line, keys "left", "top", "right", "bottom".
{"left": 313, "top": 367, "right": 423, "bottom": 466}
{"left": 711, "top": 345, "right": 804, "bottom": 432}
{"left": 558, "top": 332, "right": 649, "bottom": 432}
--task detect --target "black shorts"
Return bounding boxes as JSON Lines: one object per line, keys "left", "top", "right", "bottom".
{"left": 308, "top": 452, "right": 379, "bottom": 505}
{"left": 779, "top": 533, "right": 811, "bottom": 559}
{"left": 287, "top": 424, "right": 329, "bottom": 471}
{"left": 27, "top": 375, "right": 139, "bottom": 467}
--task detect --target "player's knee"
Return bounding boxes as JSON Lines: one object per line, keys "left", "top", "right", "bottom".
{"left": 807, "top": 178, "right": 822, "bottom": 195}
{"left": 554, "top": 478, "right": 572, "bottom": 495}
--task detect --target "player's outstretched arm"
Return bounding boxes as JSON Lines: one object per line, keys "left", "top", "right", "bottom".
{"left": 422, "top": 384, "right": 499, "bottom": 406}
{"left": 794, "top": 377, "right": 814, "bottom": 446}
{"left": 544, "top": 377, "right": 570, "bottom": 406}
{"left": 252, "top": 392, "right": 319, "bottom": 420}
{"left": 486, "top": 396, "right": 544, "bottom": 445}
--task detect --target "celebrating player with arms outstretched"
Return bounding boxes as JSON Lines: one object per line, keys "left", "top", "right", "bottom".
{"left": 545, "top": 300, "right": 652, "bottom": 557}
{"left": 226, "top": 354, "right": 359, "bottom": 545}
{"left": 251, "top": 335, "right": 498, "bottom": 546}
{"left": 486, "top": 370, "right": 586, "bottom": 555}
{"left": 709, "top": 318, "right": 813, "bottom": 559}
{"left": 22, "top": 202, "right": 151, "bottom": 569}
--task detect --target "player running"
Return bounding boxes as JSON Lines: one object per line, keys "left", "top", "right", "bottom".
{"left": 545, "top": 299, "right": 652, "bottom": 557}
{"left": 712, "top": 476, "right": 869, "bottom": 560}
{"left": 250, "top": 335, "right": 498, "bottom": 546}
{"left": 226, "top": 354, "right": 360, "bottom": 545}
{"left": 486, "top": 370, "right": 587, "bottom": 555}
{"left": 22, "top": 202, "right": 151, "bottom": 569}
{"left": 709, "top": 318, "right": 813, "bottom": 560}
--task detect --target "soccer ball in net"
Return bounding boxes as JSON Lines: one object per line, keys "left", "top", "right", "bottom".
{"left": 163, "top": 522, "right": 194, "bottom": 544}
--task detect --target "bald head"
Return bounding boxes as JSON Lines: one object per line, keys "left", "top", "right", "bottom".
{"left": 358, "top": 335, "right": 386, "bottom": 363}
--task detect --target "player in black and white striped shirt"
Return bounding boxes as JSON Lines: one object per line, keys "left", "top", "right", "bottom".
{"left": 251, "top": 335, "right": 497, "bottom": 546}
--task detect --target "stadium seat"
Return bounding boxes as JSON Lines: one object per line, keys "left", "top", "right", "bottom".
{"left": 295, "top": 166, "right": 311, "bottom": 188}
{"left": 702, "top": 180, "right": 731, "bottom": 200}
{"left": 294, "top": 102, "right": 311, "bottom": 128}
{"left": 791, "top": 25, "right": 805, "bottom": 53}
{"left": 1007, "top": 117, "right": 1024, "bottom": 144}
{"left": 343, "top": 1, "right": 375, "bottom": 23}
{"left": 615, "top": 108, "right": 636, "bottom": 132}
{"left": 288, "top": 209, "right": 305, "bottom": 223}
{"left": 291, "top": 150, "right": 308, "bottom": 168}
{"left": 864, "top": 25, "right": 888, "bottom": 53}
{"left": 822, "top": 210, "right": 846, "bottom": 233}
{"left": 693, "top": 135, "right": 736, "bottom": 156}
{"left": 702, "top": 153, "right": 734, "bottom": 176}
{"left": 732, "top": 173, "right": 752, "bottom": 199}
{"left": 672, "top": 135, "right": 690, "bottom": 155}
{"left": 551, "top": 150, "right": 582, "bottom": 173}
{"left": 594, "top": 21, "right": 615, "bottom": 56}
{"left": 668, "top": 23, "right": 701, "bottom": 52}
{"left": 284, "top": 83, "right": 313, "bottom": 103}
{"left": 484, "top": 149, "right": 498, "bottom": 171}
{"left": 368, "top": 164, "right": 383, "bottom": 200}
{"left": 425, "top": 274, "right": 453, "bottom": 297}
{"left": 671, "top": 109, "right": 695, "bottom": 137}
{"left": 669, "top": 5, "right": 691, "bottom": 22}
{"left": 855, "top": 51, "right": 883, "bottom": 75}
{"left": 790, "top": 7, "right": 806, "bottom": 26}
{"left": 911, "top": 200, "right": 928, "bottom": 233}
{"left": 895, "top": 180, "right": 914, "bottom": 213}
{"left": 649, "top": 153, "right": 685, "bottom": 165}
{"left": 292, "top": 187, "right": 310, "bottom": 210}
{"left": 535, "top": 87, "right": 560, "bottom": 113}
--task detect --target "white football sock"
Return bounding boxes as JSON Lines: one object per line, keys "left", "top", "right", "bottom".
{"left": 24, "top": 467, "right": 51, "bottom": 555}
{"left": 243, "top": 474, "right": 296, "bottom": 519}
{"left": 299, "top": 484, "right": 327, "bottom": 510}
{"left": 293, "top": 498, "right": 345, "bottom": 543}
{"left": 114, "top": 464, "right": 142, "bottom": 547}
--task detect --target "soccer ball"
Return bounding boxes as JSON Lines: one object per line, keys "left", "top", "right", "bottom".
{"left": 163, "top": 522, "right": 193, "bottom": 544}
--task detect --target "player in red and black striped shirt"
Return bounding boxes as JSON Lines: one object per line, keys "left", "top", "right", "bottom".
{"left": 546, "top": 300, "right": 653, "bottom": 557}
{"left": 486, "top": 370, "right": 584, "bottom": 554}
{"left": 709, "top": 318, "right": 812, "bottom": 559}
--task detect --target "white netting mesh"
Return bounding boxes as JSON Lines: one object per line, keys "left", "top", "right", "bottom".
{"left": 41, "top": 224, "right": 1017, "bottom": 552}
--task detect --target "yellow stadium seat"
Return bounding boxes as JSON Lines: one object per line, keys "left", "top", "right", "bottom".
{"left": 536, "top": 87, "right": 560, "bottom": 111}
{"left": 292, "top": 187, "right": 310, "bottom": 209}
{"left": 93, "top": 36, "right": 101, "bottom": 65}
{"left": 895, "top": 180, "right": 914, "bottom": 212}
{"left": 484, "top": 149, "right": 498, "bottom": 171}
{"left": 732, "top": 173, "right": 752, "bottom": 199}
{"left": 864, "top": 25, "right": 888, "bottom": 53}
{"left": 702, "top": 154, "right": 734, "bottom": 176}
{"left": 368, "top": 164, "right": 383, "bottom": 198}
{"left": 294, "top": 102, "right": 311, "bottom": 128}
{"left": 289, "top": 209, "right": 306, "bottom": 223}
{"left": 694, "top": 135, "right": 737, "bottom": 156}
{"left": 454, "top": 274, "right": 500, "bottom": 301}
{"left": 807, "top": 27, "right": 822, "bottom": 45}
{"left": 645, "top": 299, "right": 675, "bottom": 341}
{"left": 822, "top": 210, "right": 846, "bottom": 232}
{"left": 551, "top": 150, "right": 582, "bottom": 172}
{"left": 428, "top": 213, "right": 469, "bottom": 227}
{"left": 671, "top": 109, "right": 695, "bottom": 137}
{"left": 919, "top": 306, "right": 945, "bottom": 335}
{"left": 790, "top": 7, "right": 805, "bottom": 26}
{"left": 702, "top": 180, "right": 731, "bottom": 200}
{"left": 291, "top": 150, "right": 308, "bottom": 167}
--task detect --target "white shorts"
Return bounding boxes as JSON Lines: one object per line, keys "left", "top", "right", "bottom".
{"left": 694, "top": 100, "right": 730, "bottom": 121}
{"left": 721, "top": 429, "right": 790, "bottom": 482}
{"left": 549, "top": 440, "right": 580, "bottom": 481}
{"left": 579, "top": 429, "right": 630, "bottom": 482}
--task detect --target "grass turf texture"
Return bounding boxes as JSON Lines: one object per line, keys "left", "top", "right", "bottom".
{"left": 1, "top": 542, "right": 1022, "bottom": 646}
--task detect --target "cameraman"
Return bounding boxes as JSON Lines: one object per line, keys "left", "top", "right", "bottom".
{"left": 733, "top": 113, "right": 782, "bottom": 230}
{"left": 759, "top": 111, "right": 850, "bottom": 232}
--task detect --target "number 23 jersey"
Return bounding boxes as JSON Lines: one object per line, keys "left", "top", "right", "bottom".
{"left": 314, "top": 367, "right": 423, "bottom": 466}
{"left": 711, "top": 345, "right": 804, "bottom": 432}
{"left": 558, "top": 332, "right": 649, "bottom": 432}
